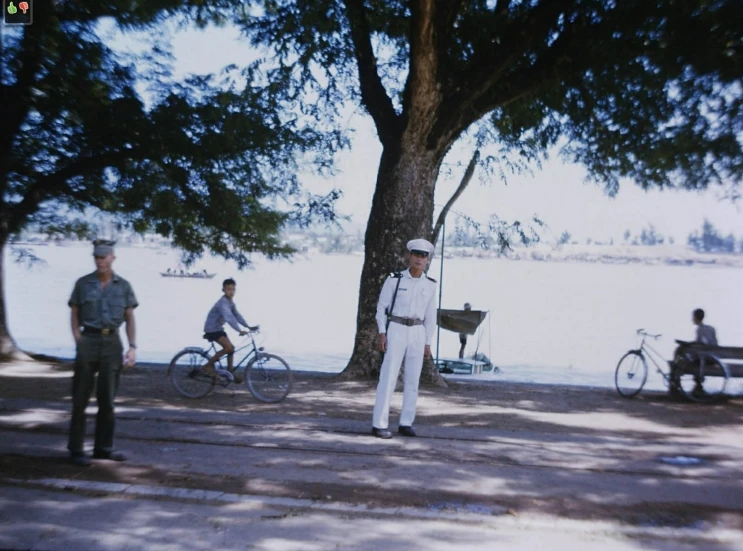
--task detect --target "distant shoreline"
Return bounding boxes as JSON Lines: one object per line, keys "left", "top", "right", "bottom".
{"left": 9, "top": 238, "right": 743, "bottom": 268}
{"left": 497, "top": 244, "right": 743, "bottom": 268}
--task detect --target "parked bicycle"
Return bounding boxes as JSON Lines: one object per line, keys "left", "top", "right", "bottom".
{"left": 168, "top": 328, "right": 293, "bottom": 402}
{"left": 615, "top": 329, "right": 729, "bottom": 403}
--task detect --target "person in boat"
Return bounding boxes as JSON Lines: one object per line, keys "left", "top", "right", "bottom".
{"left": 201, "top": 278, "right": 259, "bottom": 384}
{"left": 166, "top": 268, "right": 171, "bottom": 274}
{"left": 372, "top": 238, "right": 437, "bottom": 439}
{"left": 458, "top": 302, "right": 472, "bottom": 359}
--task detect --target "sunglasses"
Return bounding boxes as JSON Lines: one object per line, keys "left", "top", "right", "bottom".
{"left": 410, "top": 250, "right": 429, "bottom": 258}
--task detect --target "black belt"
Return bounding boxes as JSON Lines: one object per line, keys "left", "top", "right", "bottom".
{"left": 389, "top": 315, "right": 424, "bottom": 327}
{"left": 82, "top": 326, "right": 116, "bottom": 335}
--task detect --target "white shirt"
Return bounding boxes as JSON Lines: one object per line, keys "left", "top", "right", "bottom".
{"left": 376, "top": 269, "right": 438, "bottom": 345}
{"left": 203, "top": 296, "right": 249, "bottom": 333}
{"left": 696, "top": 323, "right": 718, "bottom": 346}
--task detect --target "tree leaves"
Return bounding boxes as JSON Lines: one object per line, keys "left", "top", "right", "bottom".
{"left": 1, "top": 0, "right": 345, "bottom": 267}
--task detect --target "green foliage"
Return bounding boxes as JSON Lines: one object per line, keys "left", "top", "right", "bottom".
{"left": 1, "top": 0, "right": 346, "bottom": 269}
{"left": 639, "top": 224, "right": 664, "bottom": 246}
{"left": 441, "top": 213, "right": 543, "bottom": 254}
{"left": 230, "top": 0, "right": 742, "bottom": 196}
{"left": 687, "top": 219, "right": 738, "bottom": 253}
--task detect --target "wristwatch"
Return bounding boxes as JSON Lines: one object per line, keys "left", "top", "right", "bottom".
{"left": 129, "top": 344, "right": 137, "bottom": 349}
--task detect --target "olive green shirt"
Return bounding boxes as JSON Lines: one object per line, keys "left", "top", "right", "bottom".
{"left": 68, "top": 272, "right": 138, "bottom": 329}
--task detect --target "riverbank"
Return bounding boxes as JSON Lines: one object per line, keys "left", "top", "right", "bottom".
{"left": 12, "top": 238, "right": 743, "bottom": 268}
{"left": 463, "top": 243, "right": 743, "bottom": 268}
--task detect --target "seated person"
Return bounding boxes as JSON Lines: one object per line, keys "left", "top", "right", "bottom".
{"left": 672, "top": 308, "right": 719, "bottom": 398}
{"left": 692, "top": 308, "right": 718, "bottom": 346}
{"left": 202, "top": 278, "right": 258, "bottom": 383}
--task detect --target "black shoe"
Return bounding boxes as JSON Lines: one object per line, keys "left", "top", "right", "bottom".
{"left": 371, "top": 427, "right": 393, "bottom": 439}
{"left": 398, "top": 425, "right": 417, "bottom": 437}
{"left": 69, "top": 453, "right": 91, "bottom": 467}
{"left": 93, "top": 450, "right": 127, "bottom": 462}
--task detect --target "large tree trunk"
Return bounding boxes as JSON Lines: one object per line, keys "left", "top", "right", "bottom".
{"left": 0, "top": 234, "right": 28, "bottom": 361}
{"left": 340, "top": 142, "right": 446, "bottom": 386}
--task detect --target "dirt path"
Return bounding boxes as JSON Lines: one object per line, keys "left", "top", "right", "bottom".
{"left": 1, "top": 358, "right": 742, "bottom": 536}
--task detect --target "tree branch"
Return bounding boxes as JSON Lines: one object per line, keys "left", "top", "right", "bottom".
{"left": 402, "top": 0, "right": 441, "bottom": 130}
{"left": 0, "top": 0, "right": 55, "bottom": 183}
{"left": 342, "top": 0, "right": 401, "bottom": 144}
{"left": 494, "top": 0, "right": 512, "bottom": 18}
{"left": 7, "top": 149, "right": 140, "bottom": 232}
{"left": 436, "top": 3, "right": 586, "bottom": 144}
{"left": 463, "top": 0, "right": 574, "bottom": 104}
{"left": 477, "top": 18, "right": 602, "bottom": 117}
{"left": 431, "top": 149, "right": 479, "bottom": 246}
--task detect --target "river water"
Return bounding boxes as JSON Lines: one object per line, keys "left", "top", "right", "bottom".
{"left": 6, "top": 243, "right": 743, "bottom": 391}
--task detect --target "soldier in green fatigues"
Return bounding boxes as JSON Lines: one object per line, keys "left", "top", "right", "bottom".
{"left": 67, "top": 240, "right": 138, "bottom": 467}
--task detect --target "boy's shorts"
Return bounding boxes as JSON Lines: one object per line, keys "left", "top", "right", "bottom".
{"left": 204, "top": 331, "right": 228, "bottom": 342}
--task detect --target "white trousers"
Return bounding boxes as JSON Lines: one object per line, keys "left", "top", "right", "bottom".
{"left": 372, "top": 322, "right": 426, "bottom": 429}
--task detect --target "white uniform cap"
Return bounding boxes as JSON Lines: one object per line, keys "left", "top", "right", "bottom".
{"left": 406, "top": 238, "right": 435, "bottom": 256}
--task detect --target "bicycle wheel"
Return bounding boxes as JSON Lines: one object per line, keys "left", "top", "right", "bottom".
{"left": 246, "top": 353, "right": 293, "bottom": 403}
{"left": 169, "top": 348, "right": 215, "bottom": 398}
{"left": 615, "top": 351, "right": 648, "bottom": 398}
{"left": 676, "top": 358, "right": 728, "bottom": 403}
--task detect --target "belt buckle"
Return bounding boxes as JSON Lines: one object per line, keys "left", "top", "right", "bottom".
{"left": 406, "top": 319, "right": 414, "bottom": 327}
{"left": 101, "top": 328, "right": 111, "bottom": 335}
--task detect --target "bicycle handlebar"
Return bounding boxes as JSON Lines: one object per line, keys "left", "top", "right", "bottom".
{"left": 636, "top": 328, "right": 661, "bottom": 339}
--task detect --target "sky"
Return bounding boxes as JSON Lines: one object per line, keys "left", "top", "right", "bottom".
{"left": 106, "top": 20, "right": 743, "bottom": 246}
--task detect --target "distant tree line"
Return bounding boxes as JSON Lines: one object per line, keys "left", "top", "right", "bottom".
{"left": 687, "top": 219, "right": 740, "bottom": 253}
{"left": 17, "top": 216, "right": 743, "bottom": 256}
{"left": 615, "top": 224, "right": 669, "bottom": 246}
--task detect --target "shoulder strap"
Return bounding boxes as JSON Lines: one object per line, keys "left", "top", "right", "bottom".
{"left": 426, "top": 275, "right": 437, "bottom": 283}
{"left": 385, "top": 273, "right": 403, "bottom": 332}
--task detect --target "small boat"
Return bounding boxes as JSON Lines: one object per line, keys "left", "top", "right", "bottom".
{"left": 437, "top": 308, "right": 487, "bottom": 335}
{"left": 435, "top": 357, "right": 499, "bottom": 375}
{"left": 160, "top": 272, "right": 216, "bottom": 279}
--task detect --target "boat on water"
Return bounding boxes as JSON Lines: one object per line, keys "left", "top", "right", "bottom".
{"left": 435, "top": 308, "right": 497, "bottom": 375}
{"left": 160, "top": 271, "right": 216, "bottom": 279}
{"left": 435, "top": 357, "right": 498, "bottom": 375}
{"left": 437, "top": 308, "right": 487, "bottom": 335}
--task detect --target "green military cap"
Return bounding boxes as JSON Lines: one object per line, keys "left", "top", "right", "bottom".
{"left": 92, "top": 239, "right": 116, "bottom": 257}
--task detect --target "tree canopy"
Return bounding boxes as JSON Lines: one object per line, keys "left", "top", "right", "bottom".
{"left": 1, "top": 0, "right": 345, "bottom": 266}
{"left": 0, "top": 0, "right": 346, "bottom": 356}
{"left": 219, "top": 0, "right": 743, "bottom": 197}
{"left": 214, "top": 0, "right": 743, "bottom": 378}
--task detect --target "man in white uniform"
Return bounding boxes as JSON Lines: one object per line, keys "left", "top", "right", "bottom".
{"left": 372, "top": 238, "right": 438, "bottom": 439}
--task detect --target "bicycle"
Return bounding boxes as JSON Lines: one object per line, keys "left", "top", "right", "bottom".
{"left": 168, "top": 328, "right": 293, "bottom": 402}
{"left": 615, "top": 329, "right": 729, "bottom": 402}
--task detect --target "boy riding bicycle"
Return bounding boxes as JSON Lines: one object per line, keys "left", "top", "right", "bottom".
{"left": 202, "top": 278, "right": 258, "bottom": 384}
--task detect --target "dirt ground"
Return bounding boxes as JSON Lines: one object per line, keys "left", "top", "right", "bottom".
{"left": 1, "top": 357, "right": 742, "bottom": 533}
